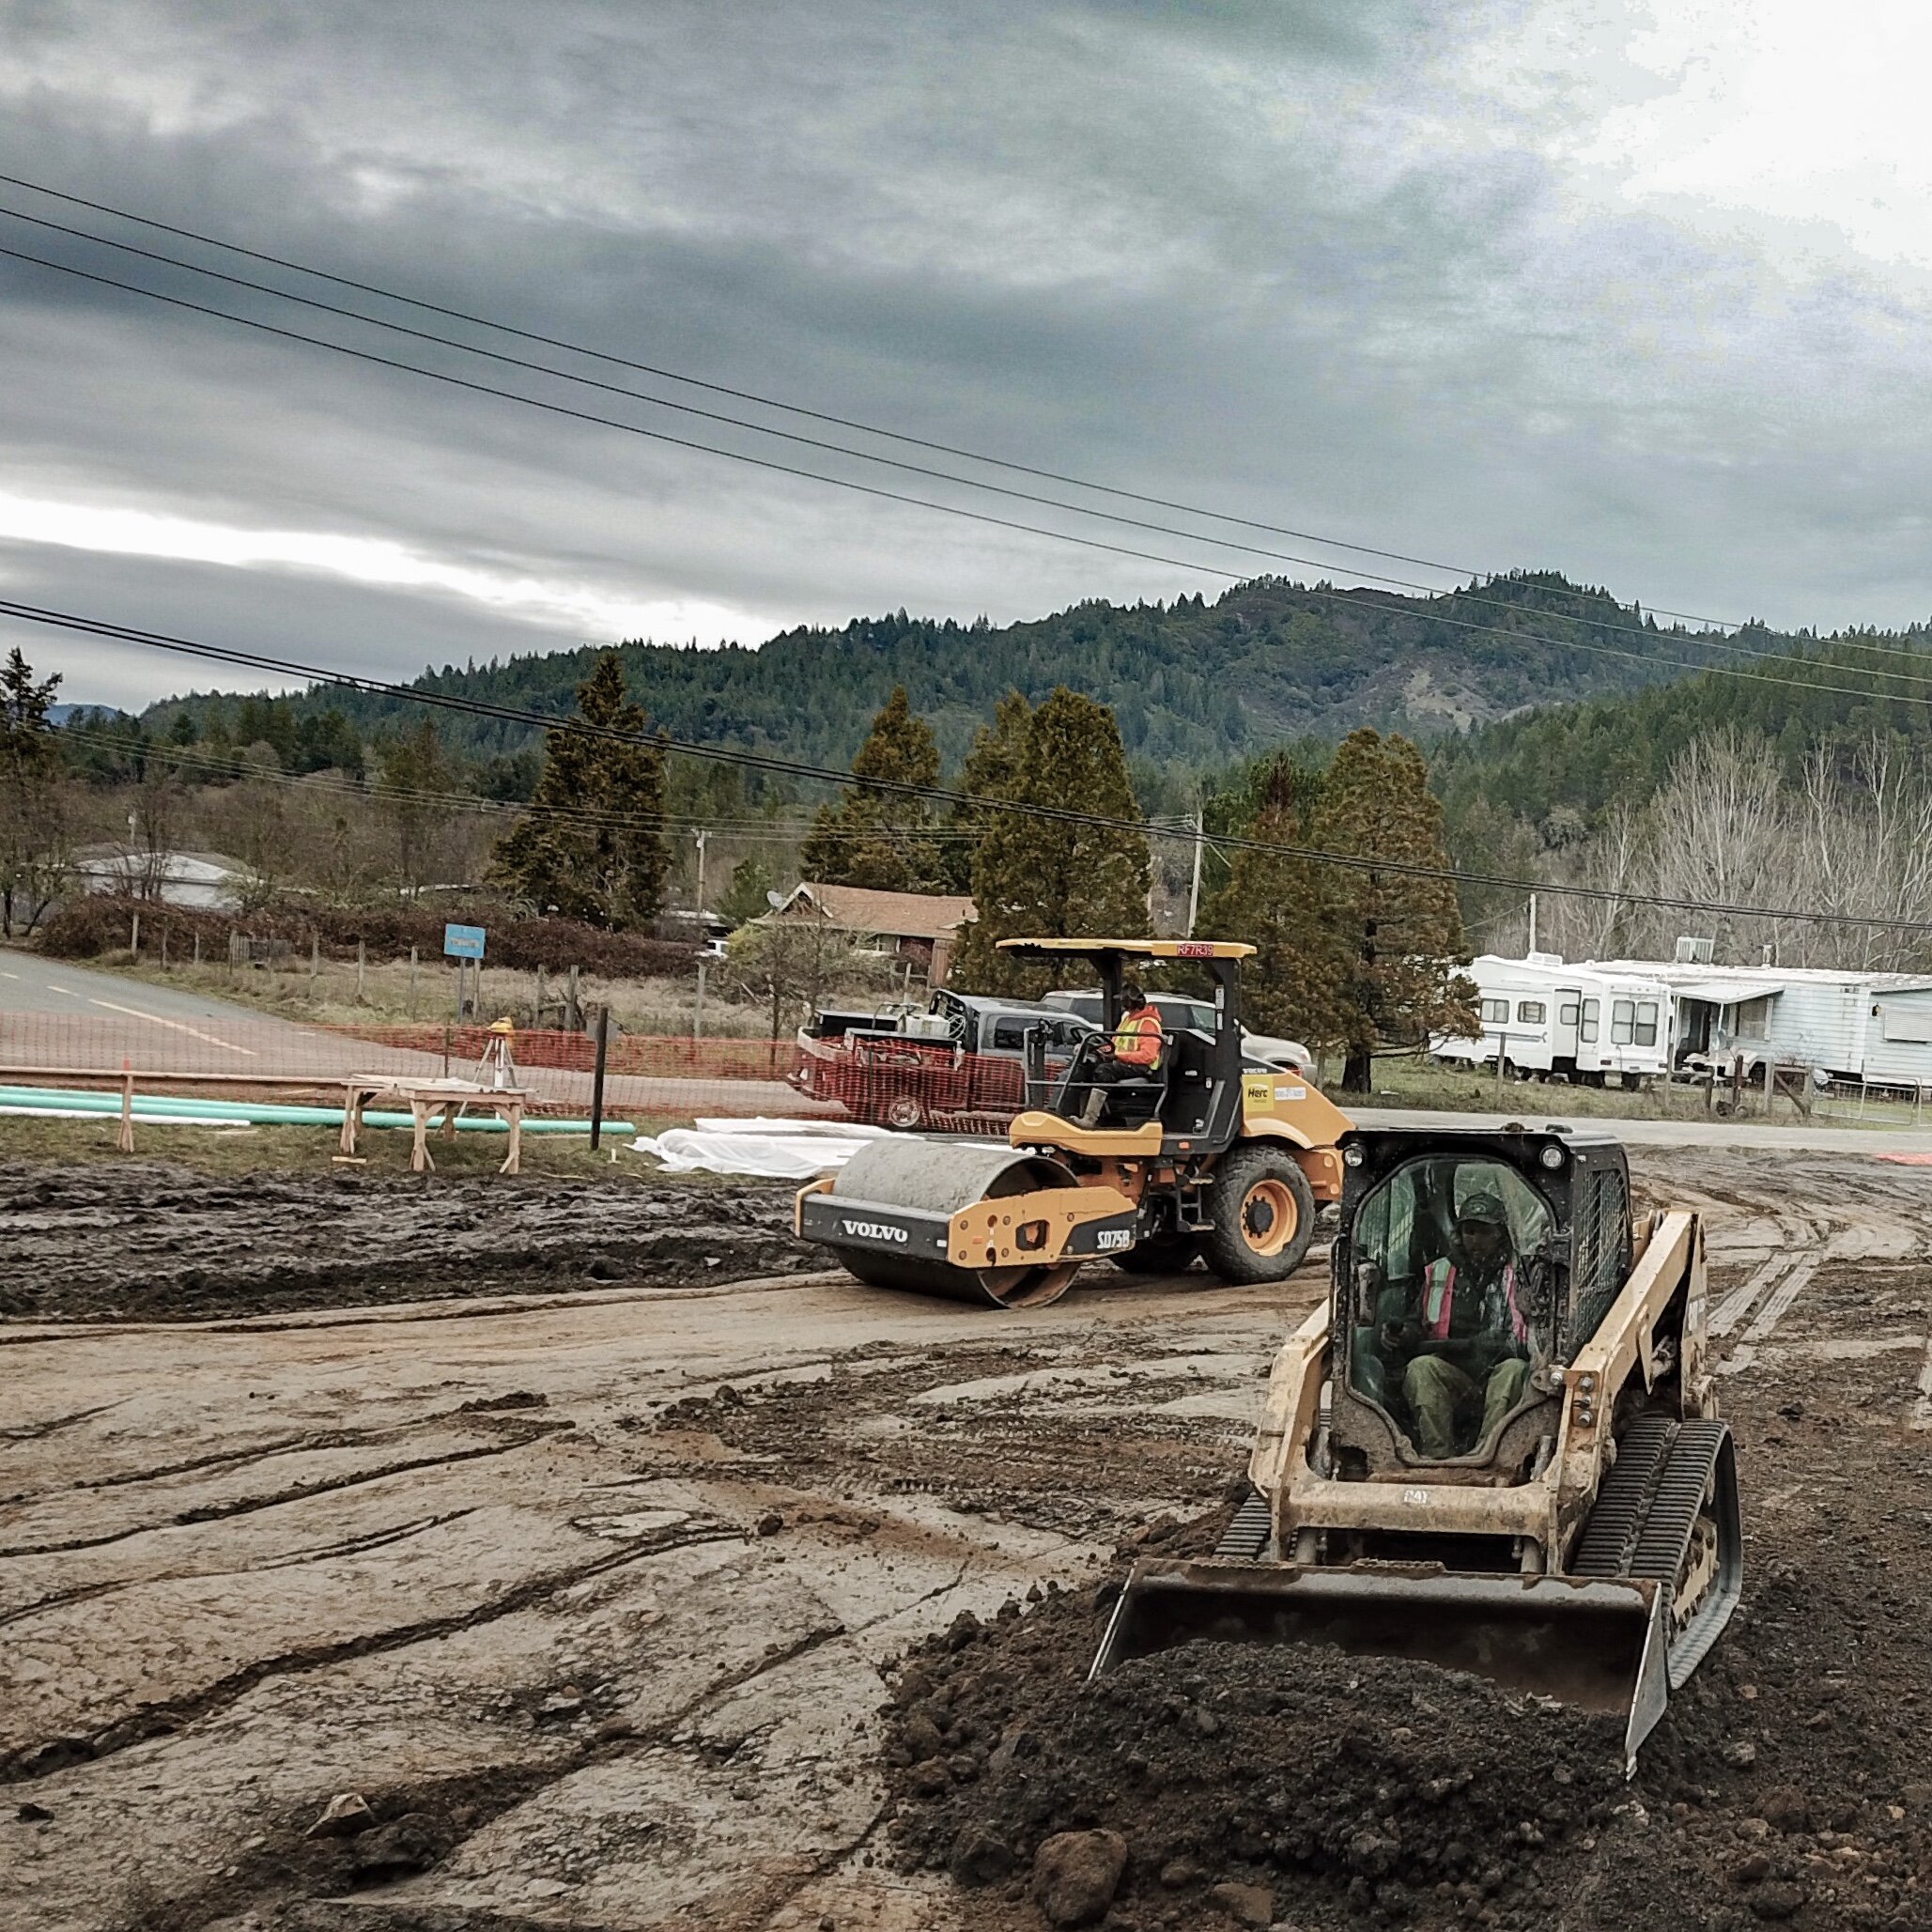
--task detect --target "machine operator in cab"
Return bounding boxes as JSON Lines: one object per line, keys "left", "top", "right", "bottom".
{"left": 1391, "top": 1191, "right": 1534, "bottom": 1458}
{"left": 1074, "top": 980, "right": 1167, "bottom": 1126}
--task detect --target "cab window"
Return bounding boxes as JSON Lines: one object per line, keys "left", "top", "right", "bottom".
{"left": 1344, "top": 1156, "right": 1554, "bottom": 1458}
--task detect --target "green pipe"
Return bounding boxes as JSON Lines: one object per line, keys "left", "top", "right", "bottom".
{"left": 0, "top": 1085, "right": 629, "bottom": 1135}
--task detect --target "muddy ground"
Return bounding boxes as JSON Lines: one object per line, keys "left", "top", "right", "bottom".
{"left": 0, "top": 1164, "right": 810, "bottom": 1321}
{"left": 5, "top": 1143, "right": 1932, "bottom": 1931}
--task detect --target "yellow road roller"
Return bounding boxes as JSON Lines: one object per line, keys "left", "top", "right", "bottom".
{"left": 795, "top": 939, "right": 1352, "bottom": 1306}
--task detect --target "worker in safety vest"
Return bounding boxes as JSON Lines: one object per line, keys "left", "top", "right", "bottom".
{"left": 1395, "top": 1192, "right": 1534, "bottom": 1458}
{"left": 1074, "top": 981, "right": 1167, "bottom": 1126}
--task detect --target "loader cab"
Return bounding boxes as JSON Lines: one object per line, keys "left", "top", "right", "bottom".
{"left": 1330, "top": 1126, "right": 1633, "bottom": 1477}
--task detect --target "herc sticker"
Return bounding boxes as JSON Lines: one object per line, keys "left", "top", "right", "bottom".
{"left": 1243, "top": 1075, "right": 1273, "bottom": 1109}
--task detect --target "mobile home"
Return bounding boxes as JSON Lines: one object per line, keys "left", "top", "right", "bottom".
{"left": 1432, "top": 955, "right": 1673, "bottom": 1086}
{"left": 1590, "top": 961, "right": 1932, "bottom": 1088}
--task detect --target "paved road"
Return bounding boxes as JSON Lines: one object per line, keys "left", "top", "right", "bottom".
{"left": 0, "top": 948, "right": 283, "bottom": 1022}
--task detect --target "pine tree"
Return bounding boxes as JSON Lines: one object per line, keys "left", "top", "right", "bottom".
{"left": 1200, "top": 754, "right": 1348, "bottom": 1050}
{"left": 377, "top": 716, "right": 455, "bottom": 900}
{"left": 1310, "top": 728, "right": 1476, "bottom": 1091}
{"left": 491, "top": 652, "right": 670, "bottom": 928}
{"left": 936, "top": 689, "right": 1030, "bottom": 893}
{"left": 951, "top": 688, "right": 1150, "bottom": 997}
{"left": 0, "top": 647, "right": 66, "bottom": 937}
{"left": 798, "top": 686, "right": 944, "bottom": 892}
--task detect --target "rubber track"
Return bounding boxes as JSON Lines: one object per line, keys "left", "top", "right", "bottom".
{"left": 1569, "top": 1413, "right": 1677, "bottom": 1579}
{"left": 1215, "top": 1489, "right": 1272, "bottom": 1560}
{"left": 1629, "top": 1419, "right": 1729, "bottom": 1577}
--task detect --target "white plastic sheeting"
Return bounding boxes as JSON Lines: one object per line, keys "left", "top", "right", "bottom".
{"left": 629, "top": 1116, "right": 896, "bottom": 1179}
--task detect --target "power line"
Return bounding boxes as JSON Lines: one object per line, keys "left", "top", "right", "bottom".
{"left": 10, "top": 239, "right": 1932, "bottom": 712}
{"left": 0, "top": 167, "right": 1748, "bottom": 630}
{"left": 16, "top": 595, "right": 1932, "bottom": 935}
{"left": 18, "top": 196, "right": 1932, "bottom": 690}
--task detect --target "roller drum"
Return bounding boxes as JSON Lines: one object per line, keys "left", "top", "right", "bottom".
{"left": 823, "top": 1136, "right": 1083, "bottom": 1308}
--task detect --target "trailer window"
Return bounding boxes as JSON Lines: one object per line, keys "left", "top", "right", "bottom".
{"left": 1558, "top": 1001, "right": 1580, "bottom": 1026}
{"left": 1516, "top": 1000, "right": 1546, "bottom": 1026}
{"left": 1611, "top": 998, "right": 1635, "bottom": 1045}
{"left": 1734, "top": 996, "right": 1773, "bottom": 1041}
{"left": 1633, "top": 1001, "right": 1659, "bottom": 1047}
{"left": 1579, "top": 997, "right": 1600, "bottom": 1043}
{"left": 1480, "top": 997, "right": 1510, "bottom": 1027}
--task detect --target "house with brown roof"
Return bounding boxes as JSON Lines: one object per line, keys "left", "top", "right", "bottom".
{"left": 769, "top": 882, "right": 977, "bottom": 985}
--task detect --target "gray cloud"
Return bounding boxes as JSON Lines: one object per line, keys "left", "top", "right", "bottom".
{"left": 3, "top": 0, "right": 1931, "bottom": 711}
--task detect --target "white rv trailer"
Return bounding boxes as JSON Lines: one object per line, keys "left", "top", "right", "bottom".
{"left": 1588, "top": 960, "right": 1932, "bottom": 1087}
{"left": 1431, "top": 954, "right": 1673, "bottom": 1085}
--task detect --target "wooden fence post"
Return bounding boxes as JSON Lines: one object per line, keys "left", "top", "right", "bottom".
{"left": 590, "top": 1006, "right": 611, "bottom": 1151}
{"left": 310, "top": 930, "right": 320, "bottom": 1001}
{"left": 131, "top": 911, "right": 141, "bottom": 957}
{"left": 356, "top": 938, "right": 366, "bottom": 1004}
{"left": 117, "top": 1060, "right": 135, "bottom": 1154}
{"left": 409, "top": 945, "right": 418, "bottom": 1014}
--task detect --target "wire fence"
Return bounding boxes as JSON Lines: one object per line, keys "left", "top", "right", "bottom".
{"left": 0, "top": 1012, "right": 1057, "bottom": 1134}
{"left": 0, "top": 1012, "right": 824, "bottom": 1122}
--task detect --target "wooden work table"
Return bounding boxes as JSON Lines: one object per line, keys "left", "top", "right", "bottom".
{"left": 339, "top": 1075, "right": 528, "bottom": 1174}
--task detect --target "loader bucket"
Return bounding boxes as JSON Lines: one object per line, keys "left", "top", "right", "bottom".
{"left": 1090, "top": 1560, "right": 1671, "bottom": 1776}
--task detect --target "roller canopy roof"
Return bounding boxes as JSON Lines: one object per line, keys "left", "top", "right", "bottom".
{"left": 996, "top": 937, "right": 1256, "bottom": 961}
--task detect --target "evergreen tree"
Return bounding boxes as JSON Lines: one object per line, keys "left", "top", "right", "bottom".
{"left": 798, "top": 686, "right": 944, "bottom": 891}
{"left": 716, "top": 856, "right": 776, "bottom": 928}
{"left": 491, "top": 652, "right": 670, "bottom": 928}
{"left": 1200, "top": 753, "right": 1348, "bottom": 1050}
{"left": 0, "top": 647, "right": 67, "bottom": 936}
{"left": 936, "top": 689, "right": 1030, "bottom": 892}
{"left": 951, "top": 688, "right": 1150, "bottom": 997}
{"left": 1309, "top": 728, "right": 1476, "bottom": 1091}
{"left": 377, "top": 716, "right": 456, "bottom": 899}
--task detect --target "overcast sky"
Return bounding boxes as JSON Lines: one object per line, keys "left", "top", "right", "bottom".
{"left": 5, "top": 0, "right": 1932, "bottom": 709}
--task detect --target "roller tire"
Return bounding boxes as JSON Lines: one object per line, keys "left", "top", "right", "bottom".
{"left": 1113, "top": 1231, "right": 1200, "bottom": 1275}
{"left": 1203, "top": 1144, "right": 1317, "bottom": 1285}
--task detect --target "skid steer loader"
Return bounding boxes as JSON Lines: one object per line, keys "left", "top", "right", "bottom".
{"left": 795, "top": 939, "right": 1352, "bottom": 1307}
{"left": 1092, "top": 1123, "right": 1742, "bottom": 1771}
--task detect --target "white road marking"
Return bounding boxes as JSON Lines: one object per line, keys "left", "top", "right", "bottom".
{"left": 1742, "top": 1255, "right": 1819, "bottom": 1344}
{"left": 0, "top": 969, "right": 18, "bottom": 980}
{"left": 1709, "top": 1255, "right": 1790, "bottom": 1337}
{"left": 44, "top": 981, "right": 79, "bottom": 997}
{"left": 85, "top": 997, "right": 258, "bottom": 1056}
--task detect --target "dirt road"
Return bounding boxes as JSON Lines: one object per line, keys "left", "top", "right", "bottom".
{"left": 7, "top": 1146, "right": 1932, "bottom": 1930}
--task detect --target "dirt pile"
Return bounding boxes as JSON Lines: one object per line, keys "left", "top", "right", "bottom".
{"left": 883, "top": 1527, "right": 1932, "bottom": 1931}
{"left": 2, "top": 1162, "right": 811, "bottom": 1321}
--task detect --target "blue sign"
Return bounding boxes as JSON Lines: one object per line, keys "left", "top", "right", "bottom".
{"left": 443, "top": 922, "right": 487, "bottom": 961}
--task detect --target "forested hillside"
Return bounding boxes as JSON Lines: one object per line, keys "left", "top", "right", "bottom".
{"left": 1432, "top": 630, "right": 1932, "bottom": 834}
{"left": 147, "top": 571, "right": 1708, "bottom": 781}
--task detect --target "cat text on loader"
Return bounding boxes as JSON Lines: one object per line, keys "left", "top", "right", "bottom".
{"left": 794, "top": 938, "right": 1352, "bottom": 1307}
{"left": 1092, "top": 1124, "right": 1742, "bottom": 1772}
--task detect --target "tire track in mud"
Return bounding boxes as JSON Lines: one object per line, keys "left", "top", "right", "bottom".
{"left": 0, "top": 1430, "right": 571, "bottom": 1561}
{"left": 0, "top": 1520, "right": 751, "bottom": 1785}
{"left": 0, "top": 1427, "right": 572, "bottom": 1559}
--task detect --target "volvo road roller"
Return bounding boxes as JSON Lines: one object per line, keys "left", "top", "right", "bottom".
{"left": 1093, "top": 1123, "right": 1742, "bottom": 1772}
{"left": 794, "top": 939, "right": 1352, "bottom": 1307}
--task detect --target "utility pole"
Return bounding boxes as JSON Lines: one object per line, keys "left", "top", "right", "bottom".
{"left": 1186, "top": 809, "right": 1205, "bottom": 936}
{"left": 693, "top": 827, "right": 709, "bottom": 1043}
{"left": 1527, "top": 892, "right": 1538, "bottom": 956}
{"left": 694, "top": 827, "right": 709, "bottom": 928}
